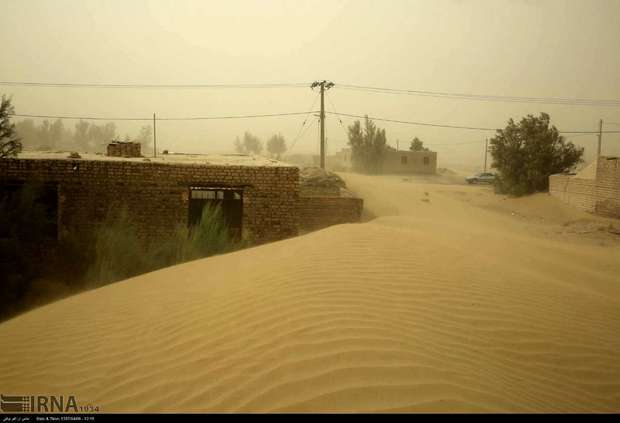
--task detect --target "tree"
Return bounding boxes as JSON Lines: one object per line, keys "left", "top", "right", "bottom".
{"left": 0, "top": 96, "right": 22, "bottom": 158}
{"left": 49, "top": 119, "right": 65, "bottom": 149}
{"left": 73, "top": 120, "right": 91, "bottom": 151}
{"left": 134, "top": 125, "right": 153, "bottom": 153}
{"left": 88, "top": 122, "right": 116, "bottom": 153}
{"left": 489, "top": 112, "right": 584, "bottom": 196}
{"left": 409, "top": 137, "right": 429, "bottom": 152}
{"left": 266, "top": 133, "right": 287, "bottom": 159}
{"left": 35, "top": 120, "right": 52, "bottom": 150}
{"left": 234, "top": 132, "right": 263, "bottom": 155}
{"left": 14, "top": 119, "right": 37, "bottom": 150}
{"left": 347, "top": 116, "right": 387, "bottom": 173}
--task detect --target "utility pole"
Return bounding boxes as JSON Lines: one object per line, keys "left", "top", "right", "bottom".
{"left": 484, "top": 138, "right": 488, "bottom": 172}
{"left": 597, "top": 119, "right": 603, "bottom": 158}
{"left": 311, "top": 80, "right": 334, "bottom": 169}
{"left": 153, "top": 113, "right": 157, "bottom": 158}
{"left": 396, "top": 140, "right": 400, "bottom": 151}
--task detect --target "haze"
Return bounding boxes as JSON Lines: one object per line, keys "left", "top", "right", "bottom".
{"left": 1, "top": 0, "right": 619, "bottom": 169}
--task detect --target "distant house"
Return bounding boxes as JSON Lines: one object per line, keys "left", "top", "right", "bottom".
{"left": 380, "top": 150, "right": 437, "bottom": 175}
{"left": 321, "top": 148, "right": 437, "bottom": 175}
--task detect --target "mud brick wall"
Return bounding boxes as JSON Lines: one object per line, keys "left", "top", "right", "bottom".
{"left": 0, "top": 158, "right": 299, "bottom": 244}
{"left": 107, "top": 142, "right": 142, "bottom": 158}
{"left": 594, "top": 157, "right": 620, "bottom": 218}
{"left": 298, "top": 195, "right": 363, "bottom": 231}
{"left": 299, "top": 185, "right": 341, "bottom": 197}
{"left": 549, "top": 174, "right": 597, "bottom": 213}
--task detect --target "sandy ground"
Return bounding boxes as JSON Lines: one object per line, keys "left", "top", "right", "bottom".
{"left": 1, "top": 173, "right": 619, "bottom": 412}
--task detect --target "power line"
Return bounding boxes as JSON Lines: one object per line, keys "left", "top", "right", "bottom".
{"left": 9, "top": 111, "right": 317, "bottom": 121}
{"left": 11, "top": 113, "right": 150, "bottom": 121}
{"left": 288, "top": 93, "right": 321, "bottom": 152}
{"left": 288, "top": 117, "right": 317, "bottom": 153}
{"left": 0, "top": 81, "right": 310, "bottom": 89}
{"left": 326, "top": 111, "right": 620, "bottom": 134}
{"left": 326, "top": 111, "right": 499, "bottom": 131}
{"left": 427, "top": 140, "right": 485, "bottom": 146}
{"left": 336, "top": 83, "right": 620, "bottom": 107}
{"left": 325, "top": 91, "right": 349, "bottom": 141}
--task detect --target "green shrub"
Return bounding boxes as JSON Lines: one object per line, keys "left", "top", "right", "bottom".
{"left": 1, "top": 189, "right": 245, "bottom": 320}
{"left": 87, "top": 204, "right": 240, "bottom": 287}
{"left": 489, "top": 113, "right": 583, "bottom": 196}
{"left": 86, "top": 208, "right": 154, "bottom": 286}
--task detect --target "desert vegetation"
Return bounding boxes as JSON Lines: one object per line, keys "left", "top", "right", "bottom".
{"left": 0, "top": 183, "right": 243, "bottom": 321}
{"left": 0, "top": 94, "right": 153, "bottom": 155}
{"left": 0, "top": 96, "right": 22, "bottom": 158}
{"left": 266, "top": 133, "right": 287, "bottom": 159}
{"left": 347, "top": 116, "right": 387, "bottom": 173}
{"left": 14, "top": 118, "right": 154, "bottom": 154}
{"left": 490, "top": 113, "right": 584, "bottom": 196}
{"left": 409, "top": 137, "right": 429, "bottom": 152}
{"left": 234, "top": 131, "right": 288, "bottom": 158}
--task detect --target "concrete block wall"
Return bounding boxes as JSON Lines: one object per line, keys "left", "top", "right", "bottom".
{"left": 0, "top": 158, "right": 299, "bottom": 244}
{"left": 594, "top": 157, "right": 620, "bottom": 218}
{"left": 549, "top": 174, "right": 597, "bottom": 213}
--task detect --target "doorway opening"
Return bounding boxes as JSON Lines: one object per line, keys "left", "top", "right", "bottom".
{"left": 0, "top": 181, "right": 58, "bottom": 240}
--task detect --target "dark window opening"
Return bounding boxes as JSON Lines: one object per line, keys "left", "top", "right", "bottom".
{"left": 188, "top": 187, "right": 243, "bottom": 239}
{"left": 423, "top": 156, "right": 430, "bottom": 165}
{"left": 0, "top": 181, "right": 58, "bottom": 240}
{"left": 401, "top": 156, "right": 408, "bottom": 165}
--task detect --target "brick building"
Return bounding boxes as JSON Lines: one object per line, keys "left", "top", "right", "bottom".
{"left": 0, "top": 151, "right": 299, "bottom": 244}
{"left": 549, "top": 156, "right": 620, "bottom": 219}
{"left": 106, "top": 141, "right": 142, "bottom": 158}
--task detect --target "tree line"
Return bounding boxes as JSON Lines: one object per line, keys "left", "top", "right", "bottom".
{"left": 0, "top": 94, "right": 153, "bottom": 156}
{"left": 14, "top": 118, "right": 153, "bottom": 154}
{"left": 234, "top": 132, "right": 287, "bottom": 159}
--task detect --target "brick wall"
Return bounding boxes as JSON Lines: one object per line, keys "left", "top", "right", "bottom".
{"left": 0, "top": 158, "right": 299, "bottom": 244}
{"left": 107, "top": 142, "right": 141, "bottom": 158}
{"left": 299, "top": 185, "right": 341, "bottom": 197}
{"left": 594, "top": 157, "right": 620, "bottom": 218}
{"left": 549, "top": 174, "right": 597, "bottom": 213}
{"left": 298, "top": 195, "right": 363, "bottom": 231}
{"left": 549, "top": 156, "right": 620, "bottom": 218}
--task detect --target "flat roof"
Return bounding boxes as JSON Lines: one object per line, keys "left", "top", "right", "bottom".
{"left": 15, "top": 150, "right": 296, "bottom": 168}
{"left": 386, "top": 150, "right": 436, "bottom": 155}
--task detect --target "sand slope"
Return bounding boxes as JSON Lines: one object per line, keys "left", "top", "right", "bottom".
{"left": 1, "top": 174, "right": 619, "bottom": 412}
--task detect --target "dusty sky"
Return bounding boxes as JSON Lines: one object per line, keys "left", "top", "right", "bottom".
{"left": 1, "top": 0, "right": 619, "bottom": 168}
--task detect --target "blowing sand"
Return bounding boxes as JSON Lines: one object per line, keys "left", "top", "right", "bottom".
{"left": 1, "top": 173, "right": 619, "bottom": 412}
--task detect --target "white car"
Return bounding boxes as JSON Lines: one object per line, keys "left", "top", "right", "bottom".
{"left": 466, "top": 172, "right": 495, "bottom": 184}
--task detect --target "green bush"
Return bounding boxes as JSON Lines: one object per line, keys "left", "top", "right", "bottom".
{"left": 1, "top": 190, "right": 246, "bottom": 320}
{"left": 87, "top": 204, "right": 239, "bottom": 287}
{"left": 489, "top": 112, "right": 583, "bottom": 196}
{"left": 86, "top": 208, "right": 154, "bottom": 286}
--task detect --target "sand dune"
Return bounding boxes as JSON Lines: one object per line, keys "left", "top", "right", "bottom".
{"left": 1, "top": 173, "right": 619, "bottom": 412}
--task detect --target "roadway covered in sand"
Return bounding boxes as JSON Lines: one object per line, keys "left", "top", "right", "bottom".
{"left": 0, "top": 173, "right": 619, "bottom": 412}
